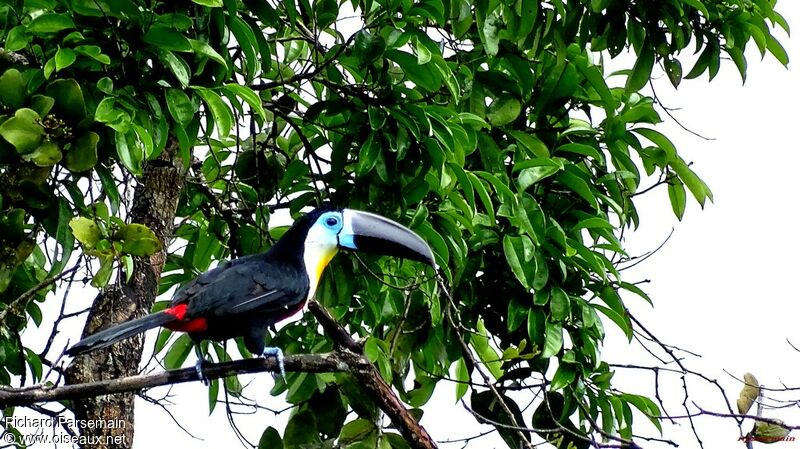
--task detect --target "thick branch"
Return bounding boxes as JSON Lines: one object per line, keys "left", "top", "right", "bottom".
{"left": 0, "top": 353, "right": 357, "bottom": 408}
{"left": 307, "top": 300, "right": 362, "bottom": 353}
{"left": 308, "top": 300, "right": 438, "bottom": 449}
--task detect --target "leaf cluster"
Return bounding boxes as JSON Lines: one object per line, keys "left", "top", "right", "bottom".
{"left": 0, "top": 0, "right": 789, "bottom": 447}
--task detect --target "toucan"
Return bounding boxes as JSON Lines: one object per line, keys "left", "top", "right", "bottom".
{"left": 67, "top": 206, "right": 435, "bottom": 379}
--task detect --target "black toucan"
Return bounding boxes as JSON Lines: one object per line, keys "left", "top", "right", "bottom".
{"left": 67, "top": 206, "right": 435, "bottom": 379}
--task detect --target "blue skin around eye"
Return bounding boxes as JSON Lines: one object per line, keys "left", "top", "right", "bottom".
{"left": 338, "top": 234, "right": 357, "bottom": 250}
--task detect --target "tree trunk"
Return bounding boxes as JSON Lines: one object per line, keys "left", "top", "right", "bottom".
{"left": 65, "top": 143, "right": 184, "bottom": 449}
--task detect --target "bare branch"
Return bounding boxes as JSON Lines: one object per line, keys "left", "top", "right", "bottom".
{"left": 0, "top": 353, "right": 356, "bottom": 408}
{"left": 437, "top": 276, "right": 534, "bottom": 449}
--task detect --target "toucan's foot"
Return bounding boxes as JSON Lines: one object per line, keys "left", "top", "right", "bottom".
{"left": 262, "top": 347, "right": 285, "bottom": 380}
{"left": 195, "top": 359, "right": 210, "bottom": 385}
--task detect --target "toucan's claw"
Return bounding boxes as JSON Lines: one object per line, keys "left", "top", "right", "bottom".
{"left": 195, "top": 359, "right": 210, "bottom": 385}
{"left": 262, "top": 347, "right": 285, "bottom": 380}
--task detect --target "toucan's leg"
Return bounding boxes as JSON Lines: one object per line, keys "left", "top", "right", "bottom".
{"left": 262, "top": 347, "right": 285, "bottom": 380}
{"left": 195, "top": 344, "right": 210, "bottom": 385}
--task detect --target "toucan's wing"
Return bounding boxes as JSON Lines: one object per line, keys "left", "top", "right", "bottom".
{"left": 171, "top": 255, "right": 307, "bottom": 318}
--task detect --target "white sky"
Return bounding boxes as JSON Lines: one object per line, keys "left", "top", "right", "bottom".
{"left": 10, "top": 3, "right": 799, "bottom": 449}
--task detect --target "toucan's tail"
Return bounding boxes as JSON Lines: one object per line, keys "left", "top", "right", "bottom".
{"left": 66, "top": 311, "right": 176, "bottom": 356}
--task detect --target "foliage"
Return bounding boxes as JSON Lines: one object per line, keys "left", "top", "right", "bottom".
{"left": 0, "top": 0, "right": 789, "bottom": 447}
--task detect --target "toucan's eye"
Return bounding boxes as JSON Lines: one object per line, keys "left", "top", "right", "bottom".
{"left": 325, "top": 217, "right": 339, "bottom": 227}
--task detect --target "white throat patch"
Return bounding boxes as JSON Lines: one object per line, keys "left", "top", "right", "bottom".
{"left": 302, "top": 224, "right": 339, "bottom": 299}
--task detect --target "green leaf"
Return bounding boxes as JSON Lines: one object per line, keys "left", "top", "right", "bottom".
{"left": 27, "top": 14, "right": 75, "bottom": 34}
{"left": 97, "top": 165, "right": 121, "bottom": 214}
{"left": 222, "top": 84, "right": 266, "bottom": 122}
{"left": 46, "top": 78, "right": 87, "bottom": 123}
{"left": 74, "top": 45, "right": 111, "bottom": 64}
{"left": 481, "top": 13, "right": 501, "bottom": 56}
{"left": 549, "top": 287, "right": 569, "bottom": 321}
{"left": 685, "top": 44, "right": 711, "bottom": 79}
{"left": 386, "top": 50, "right": 442, "bottom": 92}
{"left": 196, "top": 88, "right": 233, "bottom": 138}
{"left": 541, "top": 321, "right": 563, "bottom": 358}
{"left": 454, "top": 357, "right": 469, "bottom": 401}
{"left": 284, "top": 408, "right": 321, "bottom": 448}
{"left": 49, "top": 198, "right": 75, "bottom": 275}
{"left": 0, "top": 108, "right": 45, "bottom": 154}
{"left": 189, "top": 39, "right": 227, "bottom": 67}
{"left": 620, "top": 393, "right": 662, "bottom": 432}
{"left": 508, "top": 130, "right": 549, "bottom": 157}
{"left": 487, "top": 96, "right": 521, "bottom": 127}
{"left": 25, "top": 349, "right": 43, "bottom": 380}
{"left": 682, "top": 0, "right": 709, "bottom": 16}
{"left": 753, "top": 420, "right": 791, "bottom": 443}
{"left": 94, "top": 97, "right": 131, "bottom": 132}
{"left": 516, "top": 158, "right": 563, "bottom": 191}
{"left": 575, "top": 61, "right": 619, "bottom": 112}
{"left": 314, "top": 0, "right": 338, "bottom": 28}
{"left": 123, "top": 254, "right": 134, "bottom": 282}
{"left": 69, "top": 217, "right": 102, "bottom": 248}
{"left": 0, "top": 69, "right": 26, "bottom": 108}
{"left": 556, "top": 168, "right": 597, "bottom": 209}
{"left": 503, "top": 235, "right": 534, "bottom": 289}
{"left": 550, "top": 363, "right": 576, "bottom": 390}
{"left": 766, "top": 33, "right": 789, "bottom": 66}
{"left": 30, "top": 95, "right": 55, "bottom": 117}
{"left": 415, "top": 38, "right": 432, "bottom": 65}
{"left": 633, "top": 127, "right": 676, "bottom": 161}
{"left": 470, "top": 319, "right": 503, "bottom": 380}
{"left": 339, "top": 419, "right": 377, "bottom": 445}
{"left": 664, "top": 57, "right": 682, "bottom": 88}
{"left": 91, "top": 255, "right": 114, "bottom": 287}
{"left": 470, "top": 390, "right": 528, "bottom": 448}
{"left": 55, "top": 47, "right": 76, "bottom": 71}
{"left": 164, "top": 334, "right": 194, "bottom": 369}
{"left": 122, "top": 238, "right": 161, "bottom": 256}
{"left": 161, "top": 50, "right": 191, "bottom": 88}
{"left": 257, "top": 427, "right": 282, "bottom": 449}
{"left": 669, "top": 156, "right": 713, "bottom": 206}
{"left": 115, "top": 130, "right": 143, "bottom": 175}
{"left": 227, "top": 16, "right": 259, "bottom": 81}
{"left": 357, "top": 133, "right": 380, "bottom": 175}
{"left": 143, "top": 26, "right": 193, "bottom": 52}
{"left": 726, "top": 47, "right": 747, "bottom": 84}
{"left": 165, "top": 88, "right": 195, "bottom": 126}
{"left": 626, "top": 44, "right": 654, "bottom": 92}
{"left": 192, "top": 0, "right": 223, "bottom": 6}
{"left": 476, "top": 171, "right": 515, "bottom": 204}
{"left": 24, "top": 140, "right": 62, "bottom": 166}
{"left": 593, "top": 303, "right": 632, "bottom": 340}
{"left": 364, "top": 337, "right": 392, "bottom": 382}
{"left": 64, "top": 132, "right": 99, "bottom": 172}
{"left": 532, "top": 249, "right": 548, "bottom": 290}
{"left": 5, "top": 26, "right": 30, "bottom": 52}
{"left": 468, "top": 172, "right": 495, "bottom": 223}
{"left": 667, "top": 177, "right": 686, "bottom": 220}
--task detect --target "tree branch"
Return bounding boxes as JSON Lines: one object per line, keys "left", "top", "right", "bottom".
{"left": 308, "top": 300, "right": 438, "bottom": 449}
{"left": 0, "top": 353, "right": 358, "bottom": 408}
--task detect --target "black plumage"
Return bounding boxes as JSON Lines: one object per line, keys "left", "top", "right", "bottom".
{"left": 169, "top": 207, "right": 329, "bottom": 354}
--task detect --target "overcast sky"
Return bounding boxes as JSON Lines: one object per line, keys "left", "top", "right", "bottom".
{"left": 33, "top": 3, "right": 797, "bottom": 448}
